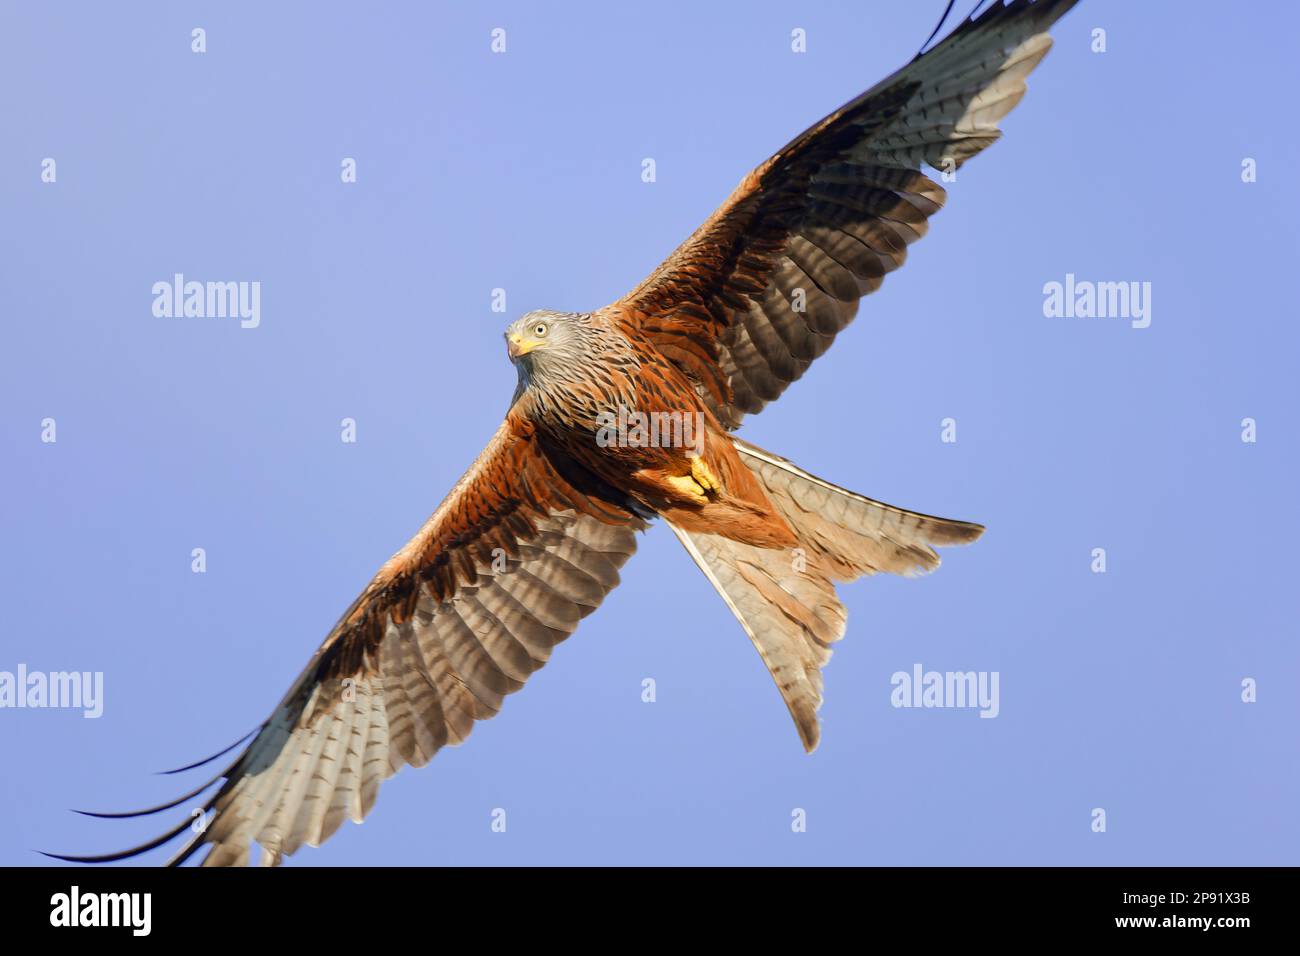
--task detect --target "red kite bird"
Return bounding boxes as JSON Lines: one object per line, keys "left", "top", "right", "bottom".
{"left": 56, "top": 0, "right": 1078, "bottom": 866}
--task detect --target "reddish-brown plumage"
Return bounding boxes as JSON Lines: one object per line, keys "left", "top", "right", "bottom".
{"left": 58, "top": 0, "right": 1077, "bottom": 869}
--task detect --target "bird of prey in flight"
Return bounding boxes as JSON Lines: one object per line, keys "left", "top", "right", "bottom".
{"left": 54, "top": 0, "right": 1079, "bottom": 866}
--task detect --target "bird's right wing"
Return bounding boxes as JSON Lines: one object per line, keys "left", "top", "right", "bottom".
{"left": 51, "top": 412, "right": 645, "bottom": 866}
{"left": 606, "top": 0, "right": 1078, "bottom": 427}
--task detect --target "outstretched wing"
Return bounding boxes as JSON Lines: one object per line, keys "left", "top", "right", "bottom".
{"left": 606, "top": 0, "right": 1077, "bottom": 427}
{"left": 55, "top": 412, "right": 645, "bottom": 866}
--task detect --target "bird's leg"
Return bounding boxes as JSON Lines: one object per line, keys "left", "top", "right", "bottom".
{"left": 659, "top": 455, "right": 722, "bottom": 505}
{"left": 663, "top": 473, "right": 708, "bottom": 505}
{"left": 635, "top": 457, "right": 721, "bottom": 507}
{"left": 688, "top": 454, "right": 722, "bottom": 496}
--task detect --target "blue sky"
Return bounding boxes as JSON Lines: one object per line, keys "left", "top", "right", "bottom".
{"left": 2, "top": 0, "right": 1297, "bottom": 866}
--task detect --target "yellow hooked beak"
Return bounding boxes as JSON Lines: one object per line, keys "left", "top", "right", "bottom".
{"left": 507, "top": 332, "right": 543, "bottom": 360}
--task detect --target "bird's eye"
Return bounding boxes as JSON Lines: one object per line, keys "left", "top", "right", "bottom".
{"left": 534, "top": 323, "right": 548, "bottom": 337}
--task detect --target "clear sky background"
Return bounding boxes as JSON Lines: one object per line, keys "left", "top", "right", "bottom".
{"left": 2, "top": 1, "right": 1297, "bottom": 867}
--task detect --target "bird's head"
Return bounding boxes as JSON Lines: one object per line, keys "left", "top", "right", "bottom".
{"left": 504, "top": 310, "right": 590, "bottom": 374}
{"left": 505, "top": 311, "right": 558, "bottom": 363}
{"left": 503, "top": 310, "right": 624, "bottom": 404}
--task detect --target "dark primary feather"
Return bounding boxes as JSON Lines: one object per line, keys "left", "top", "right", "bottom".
{"left": 53, "top": 413, "right": 643, "bottom": 866}
{"left": 156, "top": 726, "right": 259, "bottom": 775}
{"left": 610, "top": 0, "right": 1079, "bottom": 427}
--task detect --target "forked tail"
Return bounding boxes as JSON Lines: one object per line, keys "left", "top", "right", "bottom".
{"left": 668, "top": 437, "right": 983, "bottom": 751}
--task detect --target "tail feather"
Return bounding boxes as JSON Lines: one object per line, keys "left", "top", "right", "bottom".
{"left": 733, "top": 437, "right": 983, "bottom": 580}
{"left": 669, "top": 438, "right": 982, "bottom": 751}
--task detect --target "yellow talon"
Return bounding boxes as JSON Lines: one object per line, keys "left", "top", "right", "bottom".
{"left": 665, "top": 473, "right": 708, "bottom": 504}
{"left": 689, "top": 455, "right": 721, "bottom": 495}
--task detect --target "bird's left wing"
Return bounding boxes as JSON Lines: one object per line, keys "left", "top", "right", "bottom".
{"left": 52, "top": 412, "right": 644, "bottom": 866}
{"left": 604, "top": 0, "right": 1078, "bottom": 428}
